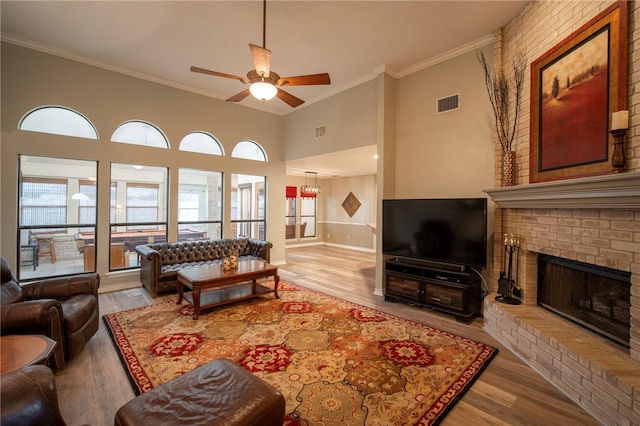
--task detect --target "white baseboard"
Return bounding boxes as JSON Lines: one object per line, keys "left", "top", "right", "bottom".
{"left": 285, "top": 241, "right": 375, "bottom": 253}
{"left": 98, "top": 281, "right": 142, "bottom": 294}
{"left": 99, "top": 270, "right": 142, "bottom": 294}
{"left": 322, "top": 242, "right": 375, "bottom": 253}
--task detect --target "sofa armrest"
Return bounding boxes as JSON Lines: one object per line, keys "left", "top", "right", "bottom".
{"left": 136, "top": 245, "right": 162, "bottom": 298}
{"left": 135, "top": 244, "right": 161, "bottom": 260}
{"left": 1, "top": 299, "right": 63, "bottom": 332}
{"left": 21, "top": 274, "right": 100, "bottom": 301}
{"left": 0, "top": 300, "right": 66, "bottom": 368}
{"left": 247, "top": 239, "right": 273, "bottom": 263}
{"left": 0, "top": 365, "right": 67, "bottom": 426}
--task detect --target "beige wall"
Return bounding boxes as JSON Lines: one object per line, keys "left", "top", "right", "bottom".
{"left": 283, "top": 76, "right": 389, "bottom": 293}
{"left": 2, "top": 33, "right": 497, "bottom": 295}
{"left": 284, "top": 48, "right": 498, "bottom": 285}
{"left": 1, "top": 42, "right": 287, "bottom": 291}
{"left": 3, "top": 1, "right": 638, "bottom": 419}
{"left": 284, "top": 174, "right": 376, "bottom": 252}
{"left": 321, "top": 175, "right": 376, "bottom": 250}
{"left": 393, "top": 45, "right": 497, "bottom": 282}
{"left": 375, "top": 72, "right": 398, "bottom": 295}
{"left": 395, "top": 46, "right": 495, "bottom": 199}
{"left": 283, "top": 80, "right": 378, "bottom": 161}
{"left": 1, "top": 44, "right": 284, "bottom": 153}
{"left": 9, "top": 1, "right": 630, "bottom": 307}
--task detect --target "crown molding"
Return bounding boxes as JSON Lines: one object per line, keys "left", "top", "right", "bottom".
{"left": 397, "top": 33, "right": 495, "bottom": 78}
{"left": 1, "top": 31, "right": 496, "bottom": 115}
{"left": 1, "top": 34, "right": 242, "bottom": 107}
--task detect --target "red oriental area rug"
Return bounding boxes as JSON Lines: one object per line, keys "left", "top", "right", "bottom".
{"left": 103, "top": 281, "right": 497, "bottom": 425}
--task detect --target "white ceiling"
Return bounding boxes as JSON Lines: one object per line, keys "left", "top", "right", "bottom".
{"left": 1, "top": 0, "right": 528, "bottom": 177}
{"left": 287, "top": 145, "right": 379, "bottom": 178}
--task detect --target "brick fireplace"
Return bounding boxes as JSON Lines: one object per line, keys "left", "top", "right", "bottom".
{"left": 479, "top": 1, "right": 640, "bottom": 423}
{"left": 483, "top": 172, "right": 640, "bottom": 425}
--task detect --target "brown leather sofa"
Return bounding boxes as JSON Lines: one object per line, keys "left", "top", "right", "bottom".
{"left": 0, "top": 257, "right": 100, "bottom": 369}
{"left": 135, "top": 238, "right": 272, "bottom": 298}
{"left": 1, "top": 365, "right": 67, "bottom": 426}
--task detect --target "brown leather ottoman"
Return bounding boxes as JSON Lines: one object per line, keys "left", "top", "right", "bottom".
{"left": 114, "top": 359, "right": 285, "bottom": 426}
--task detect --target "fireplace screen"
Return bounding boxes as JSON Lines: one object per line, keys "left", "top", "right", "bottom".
{"left": 538, "top": 254, "right": 631, "bottom": 347}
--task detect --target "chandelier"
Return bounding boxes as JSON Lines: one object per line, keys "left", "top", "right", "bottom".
{"left": 300, "top": 171, "right": 320, "bottom": 197}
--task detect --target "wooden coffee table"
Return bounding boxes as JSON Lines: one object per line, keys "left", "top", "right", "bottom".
{"left": 176, "top": 259, "right": 280, "bottom": 319}
{"left": 0, "top": 335, "right": 57, "bottom": 375}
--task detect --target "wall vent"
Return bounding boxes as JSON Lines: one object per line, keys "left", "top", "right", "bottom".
{"left": 314, "top": 125, "right": 326, "bottom": 138}
{"left": 436, "top": 94, "right": 460, "bottom": 114}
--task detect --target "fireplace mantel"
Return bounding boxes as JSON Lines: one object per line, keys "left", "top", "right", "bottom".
{"left": 483, "top": 172, "right": 640, "bottom": 209}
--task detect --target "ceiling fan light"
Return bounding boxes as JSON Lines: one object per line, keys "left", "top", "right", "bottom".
{"left": 250, "top": 81, "right": 278, "bottom": 102}
{"left": 71, "top": 192, "right": 90, "bottom": 201}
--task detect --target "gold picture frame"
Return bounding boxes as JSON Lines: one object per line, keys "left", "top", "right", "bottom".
{"left": 529, "top": 1, "right": 628, "bottom": 183}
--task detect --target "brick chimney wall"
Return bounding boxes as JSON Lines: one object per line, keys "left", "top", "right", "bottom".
{"left": 482, "top": 2, "right": 640, "bottom": 423}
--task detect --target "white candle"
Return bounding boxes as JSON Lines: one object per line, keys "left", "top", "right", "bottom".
{"left": 611, "top": 110, "right": 629, "bottom": 130}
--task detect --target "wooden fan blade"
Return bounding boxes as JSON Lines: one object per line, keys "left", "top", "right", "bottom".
{"left": 277, "top": 73, "right": 331, "bottom": 87}
{"left": 191, "top": 66, "right": 249, "bottom": 84}
{"left": 249, "top": 44, "right": 271, "bottom": 77}
{"left": 276, "top": 88, "right": 305, "bottom": 108}
{"left": 226, "top": 89, "right": 251, "bottom": 103}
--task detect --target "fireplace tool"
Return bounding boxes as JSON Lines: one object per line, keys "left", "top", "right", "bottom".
{"left": 496, "top": 233, "right": 521, "bottom": 305}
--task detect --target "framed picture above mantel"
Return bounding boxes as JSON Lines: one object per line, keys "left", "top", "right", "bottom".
{"left": 529, "top": 1, "right": 628, "bottom": 183}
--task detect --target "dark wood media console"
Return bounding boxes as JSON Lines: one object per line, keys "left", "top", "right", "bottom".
{"left": 384, "top": 259, "right": 482, "bottom": 323}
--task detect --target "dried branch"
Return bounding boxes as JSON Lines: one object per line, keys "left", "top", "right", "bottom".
{"left": 477, "top": 50, "right": 527, "bottom": 153}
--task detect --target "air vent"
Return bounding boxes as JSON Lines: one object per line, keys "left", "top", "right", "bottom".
{"left": 314, "top": 125, "right": 326, "bottom": 138}
{"left": 436, "top": 94, "right": 460, "bottom": 114}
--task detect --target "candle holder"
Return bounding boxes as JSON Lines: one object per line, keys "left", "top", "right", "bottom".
{"left": 610, "top": 128, "right": 627, "bottom": 172}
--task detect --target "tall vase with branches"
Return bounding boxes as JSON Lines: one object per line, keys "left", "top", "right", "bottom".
{"left": 477, "top": 50, "right": 527, "bottom": 186}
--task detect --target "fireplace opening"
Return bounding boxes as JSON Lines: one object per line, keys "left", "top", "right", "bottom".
{"left": 537, "top": 254, "right": 631, "bottom": 348}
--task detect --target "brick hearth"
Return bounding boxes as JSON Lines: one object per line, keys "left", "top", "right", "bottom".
{"left": 484, "top": 297, "right": 640, "bottom": 424}
{"left": 483, "top": 174, "right": 640, "bottom": 424}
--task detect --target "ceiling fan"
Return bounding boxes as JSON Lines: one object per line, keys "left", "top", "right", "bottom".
{"left": 191, "top": 0, "right": 331, "bottom": 108}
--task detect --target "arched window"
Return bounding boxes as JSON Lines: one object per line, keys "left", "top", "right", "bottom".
{"left": 231, "top": 140, "right": 267, "bottom": 161}
{"left": 19, "top": 106, "right": 98, "bottom": 139}
{"left": 111, "top": 121, "right": 169, "bottom": 148}
{"left": 179, "top": 132, "right": 224, "bottom": 155}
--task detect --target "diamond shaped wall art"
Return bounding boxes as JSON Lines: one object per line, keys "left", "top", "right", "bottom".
{"left": 342, "top": 192, "right": 361, "bottom": 217}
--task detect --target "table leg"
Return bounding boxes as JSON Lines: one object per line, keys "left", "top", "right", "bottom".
{"left": 193, "top": 286, "right": 201, "bottom": 320}
{"left": 176, "top": 280, "right": 184, "bottom": 304}
{"left": 273, "top": 273, "right": 280, "bottom": 299}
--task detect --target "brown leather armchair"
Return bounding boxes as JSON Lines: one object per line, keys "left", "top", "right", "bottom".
{"left": 0, "top": 257, "right": 100, "bottom": 369}
{"left": 1, "top": 365, "right": 67, "bottom": 426}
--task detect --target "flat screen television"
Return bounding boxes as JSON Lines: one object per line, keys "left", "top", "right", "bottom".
{"left": 382, "top": 198, "right": 487, "bottom": 270}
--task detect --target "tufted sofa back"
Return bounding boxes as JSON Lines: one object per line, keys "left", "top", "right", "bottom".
{"left": 148, "top": 239, "right": 254, "bottom": 266}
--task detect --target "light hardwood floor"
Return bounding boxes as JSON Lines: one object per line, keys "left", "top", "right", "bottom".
{"left": 54, "top": 245, "right": 600, "bottom": 426}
